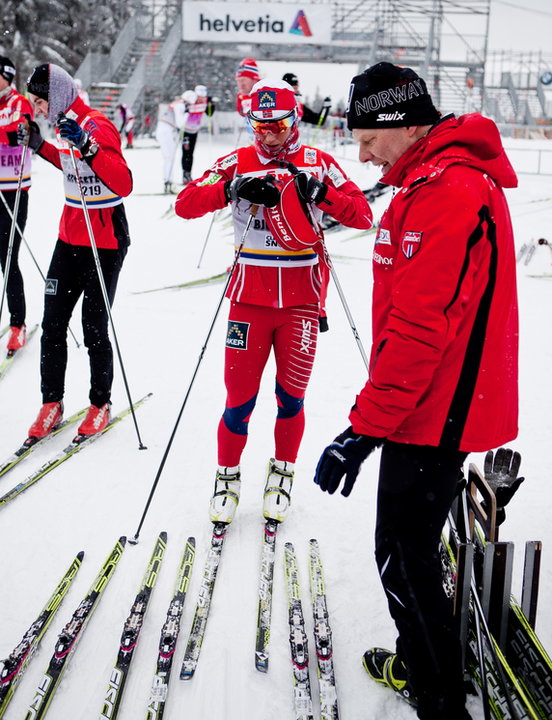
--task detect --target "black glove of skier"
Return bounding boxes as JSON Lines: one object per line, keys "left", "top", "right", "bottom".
{"left": 295, "top": 172, "right": 328, "bottom": 205}
{"left": 57, "top": 115, "right": 95, "bottom": 157}
{"left": 224, "top": 174, "right": 280, "bottom": 208}
{"left": 482, "top": 447, "right": 525, "bottom": 526}
{"left": 314, "top": 426, "right": 382, "bottom": 497}
{"left": 16, "top": 115, "right": 44, "bottom": 152}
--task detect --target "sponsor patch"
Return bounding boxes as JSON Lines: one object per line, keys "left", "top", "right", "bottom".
{"left": 327, "top": 163, "right": 346, "bottom": 188}
{"left": 198, "top": 172, "right": 222, "bottom": 186}
{"left": 304, "top": 147, "right": 317, "bottom": 165}
{"left": 219, "top": 153, "right": 238, "bottom": 170}
{"left": 226, "top": 321, "right": 250, "bottom": 350}
{"left": 375, "top": 227, "right": 391, "bottom": 245}
{"left": 257, "top": 90, "right": 278, "bottom": 111}
{"left": 401, "top": 231, "right": 423, "bottom": 259}
{"left": 45, "top": 278, "right": 58, "bottom": 295}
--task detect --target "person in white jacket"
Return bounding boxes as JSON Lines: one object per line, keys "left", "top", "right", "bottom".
{"left": 155, "top": 95, "right": 187, "bottom": 194}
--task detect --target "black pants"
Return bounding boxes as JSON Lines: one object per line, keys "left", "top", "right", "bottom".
{"left": 375, "top": 441, "right": 471, "bottom": 720}
{"left": 181, "top": 132, "right": 197, "bottom": 174}
{"left": 0, "top": 190, "right": 28, "bottom": 327}
{"left": 41, "top": 240, "right": 126, "bottom": 407}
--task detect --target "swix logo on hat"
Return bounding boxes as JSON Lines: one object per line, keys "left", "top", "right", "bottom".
{"left": 289, "top": 10, "right": 312, "bottom": 37}
{"left": 402, "top": 231, "right": 423, "bottom": 259}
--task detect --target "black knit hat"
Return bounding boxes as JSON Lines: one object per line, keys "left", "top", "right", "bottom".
{"left": 0, "top": 56, "right": 16, "bottom": 83}
{"left": 282, "top": 72, "right": 299, "bottom": 87}
{"left": 27, "top": 63, "right": 49, "bottom": 100}
{"left": 347, "top": 62, "right": 440, "bottom": 130}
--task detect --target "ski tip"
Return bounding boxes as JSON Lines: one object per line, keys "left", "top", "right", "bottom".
{"left": 76, "top": 551, "right": 85, "bottom": 561}
{"left": 186, "top": 536, "right": 196, "bottom": 547}
{"left": 119, "top": 535, "right": 128, "bottom": 547}
{"left": 159, "top": 530, "right": 168, "bottom": 542}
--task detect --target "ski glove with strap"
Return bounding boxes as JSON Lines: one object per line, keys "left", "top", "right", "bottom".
{"left": 483, "top": 447, "right": 524, "bottom": 525}
{"left": 16, "top": 115, "right": 44, "bottom": 152}
{"left": 314, "top": 426, "right": 382, "bottom": 497}
{"left": 224, "top": 174, "right": 280, "bottom": 208}
{"left": 295, "top": 171, "right": 328, "bottom": 205}
{"left": 57, "top": 116, "right": 96, "bottom": 158}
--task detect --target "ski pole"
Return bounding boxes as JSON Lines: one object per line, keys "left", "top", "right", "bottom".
{"left": 0, "top": 191, "right": 80, "bottom": 349}
{"left": 0, "top": 144, "right": 28, "bottom": 328}
{"left": 280, "top": 160, "right": 369, "bottom": 369}
{"left": 129, "top": 205, "right": 259, "bottom": 545}
{"left": 64, "top": 133, "right": 146, "bottom": 450}
{"left": 196, "top": 209, "right": 218, "bottom": 268}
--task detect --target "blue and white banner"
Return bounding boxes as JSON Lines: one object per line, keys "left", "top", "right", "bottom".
{"left": 182, "top": 1, "right": 332, "bottom": 45}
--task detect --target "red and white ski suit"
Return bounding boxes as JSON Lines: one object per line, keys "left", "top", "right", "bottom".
{"left": 176, "top": 143, "right": 372, "bottom": 465}
{"left": 350, "top": 113, "right": 519, "bottom": 451}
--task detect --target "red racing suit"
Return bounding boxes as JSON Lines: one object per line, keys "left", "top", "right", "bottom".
{"left": 176, "top": 143, "right": 372, "bottom": 465}
{"left": 0, "top": 87, "right": 33, "bottom": 191}
{"left": 36, "top": 95, "right": 133, "bottom": 249}
{"left": 350, "top": 113, "right": 519, "bottom": 452}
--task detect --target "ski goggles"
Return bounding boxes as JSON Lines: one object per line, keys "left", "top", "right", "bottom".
{"left": 248, "top": 111, "right": 296, "bottom": 136}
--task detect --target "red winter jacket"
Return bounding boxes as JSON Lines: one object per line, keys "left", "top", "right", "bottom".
{"left": 37, "top": 96, "right": 132, "bottom": 249}
{"left": 350, "top": 113, "right": 519, "bottom": 452}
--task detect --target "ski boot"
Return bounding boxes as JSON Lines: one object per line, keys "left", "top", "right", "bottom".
{"left": 28, "top": 401, "right": 64, "bottom": 439}
{"left": 362, "top": 648, "right": 417, "bottom": 707}
{"left": 182, "top": 171, "right": 192, "bottom": 186}
{"left": 209, "top": 467, "right": 241, "bottom": 524}
{"left": 263, "top": 459, "right": 294, "bottom": 523}
{"left": 77, "top": 403, "right": 111, "bottom": 436}
{"left": 6, "top": 325, "right": 26, "bottom": 357}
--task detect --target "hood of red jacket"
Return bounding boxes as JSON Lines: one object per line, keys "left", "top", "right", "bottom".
{"left": 383, "top": 113, "right": 518, "bottom": 190}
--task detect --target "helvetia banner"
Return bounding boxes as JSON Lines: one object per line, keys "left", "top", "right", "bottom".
{"left": 182, "top": 1, "right": 332, "bottom": 45}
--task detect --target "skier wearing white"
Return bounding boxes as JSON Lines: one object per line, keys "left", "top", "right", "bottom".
{"left": 155, "top": 96, "right": 187, "bottom": 194}
{"left": 181, "top": 85, "right": 208, "bottom": 184}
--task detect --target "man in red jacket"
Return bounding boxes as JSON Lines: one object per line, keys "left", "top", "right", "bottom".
{"left": 0, "top": 56, "right": 33, "bottom": 355}
{"left": 176, "top": 78, "right": 372, "bottom": 526}
{"left": 314, "top": 63, "right": 519, "bottom": 720}
{"left": 19, "top": 63, "right": 133, "bottom": 439}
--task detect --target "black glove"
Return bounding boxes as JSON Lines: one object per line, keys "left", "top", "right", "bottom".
{"left": 295, "top": 172, "right": 328, "bottom": 205}
{"left": 322, "top": 97, "right": 332, "bottom": 109}
{"left": 57, "top": 115, "right": 95, "bottom": 157}
{"left": 483, "top": 448, "right": 525, "bottom": 526}
{"left": 224, "top": 174, "right": 280, "bottom": 208}
{"left": 16, "top": 115, "right": 44, "bottom": 152}
{"left": 314, "top": 426, "right": 382, "bottom": 497}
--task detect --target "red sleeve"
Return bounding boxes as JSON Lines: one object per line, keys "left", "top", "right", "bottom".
{"left": 83, "top": 115, "right": 133, "bottom": 197}
{"left": 175, "top": 152, "right": 237, "bottom": 219}
{"left": 0, "top": 94, "right": 34, "bottom": 144}
{"left": 318, "top": 153, "right": 372, "bottom": 229}
{"left": 37, "top": 140, "right": 62, "bottom": 170}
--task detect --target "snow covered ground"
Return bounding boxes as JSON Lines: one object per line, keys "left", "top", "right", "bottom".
{"left": 0, "top": 128, "right": 551, "bottom": 720}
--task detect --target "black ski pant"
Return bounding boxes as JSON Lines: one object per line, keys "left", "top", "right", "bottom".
{"left": 181, "top": 132, "right": 198, "bottom": 175}
{"left": 40, "top": 240, "right": 127, "bottom": 407}
{"left": 375, "top": 441, "right": 471, "bottom": 720}
{"left": 0, "top": 189, "right": 28, "bottom": 327}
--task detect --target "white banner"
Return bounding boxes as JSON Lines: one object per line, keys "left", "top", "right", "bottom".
{"left": 182, "top": 1, "right": 332, "bottom": 45}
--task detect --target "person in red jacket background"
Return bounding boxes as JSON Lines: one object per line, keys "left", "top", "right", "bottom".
{"left": 18, "top": 63, "right": 133, "bottom": 440}
{"left": 314, "top": 63, "right": 518, "bottom": 720}
{"left": 176, "top": 78, "right": 372, "bottom": 527}
{"left": 0, "top": 56, "right": 33, "bottom": 355}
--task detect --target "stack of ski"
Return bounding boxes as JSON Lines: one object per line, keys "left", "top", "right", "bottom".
{"left": 0, "top": 393, "right": 151, "bottom": 509}
{"left": 309, "top": 539, "right": 339, "bottom": 720}
{"left": 0, "top": 324, "right": 38, "bottom": 381}
{"left": 0, "top": 552, "right": 83, "bottom": 718}
{"left": 284, "top": 542, "right": 314, "bottom": 720}
{"left": 255, "top": 519, "right": 279, "bottom": 672}
{"left": 99, "top": 532, "right": 167, "bottom": 719}
{"left": 25, "top": 537, "right": 126, "bottom": 720}
{"left": 146, "top": 536, "right": 195, "bottom": 719}
{"left": 180, "top": 523, "right": 227, "bottom": 680}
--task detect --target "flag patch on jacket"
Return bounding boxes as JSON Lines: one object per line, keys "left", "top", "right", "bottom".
{"left": 402, "top": 231, "right": 422, "bottom": 258}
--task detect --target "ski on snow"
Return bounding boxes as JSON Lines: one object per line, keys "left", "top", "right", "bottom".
{"left": 99, "top": 531, "right": 167, "bottom": 720}
{"left": 0, "top": 406, "right": 88, "bottom": 480}
{"left": 309, "top": 539, "right": 339, "bottom": 720}
{"left": 25, "top": 537, "right": 126, "bottom": 720}
{"left": 179, "top": 523, "right": 227, "bottom": 680}
{"left": 0, "top": 393, "right": 152, "bottom": 508}
{"left": 133, "top": 271, "right": 228, "bottom": 295}
{"left": 284, "top": 541, "right": 314, "bottom": 720}
{"left": 255, "top": 519, "right": 279, "bottom": 672}
{"left": 0, "top": 324, "right": 39, "bottom": 382}
{"left": 146, "top": 536, "right": 196, "bottom": 719}
{"left": 0, "top": 551, "right": 84, "bottom": 718}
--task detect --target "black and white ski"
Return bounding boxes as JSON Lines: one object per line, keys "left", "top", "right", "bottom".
{"left": 0, "top": 406, "right": 88, "bottom": 480}
{"left": 99, "top": 531, "right": 167, "bottom": 719}
{"left": 0, "top": 551, "right": 84, "bottom": 718}
{"left": 24, "top": 537, "right": 126, "bottom": 720}
{"left": 0, "top": 324, "right": 38, "bottom": 381}
{"left": 179, "top": 523, "right": 227, "bottom": 680}
{"left": 255, "top": 519, "right": 279, "bottom": 672}
{"left": 284, "top": 542, "right": 314, "bottom": 720}
{"left": 146, "top": 536, "right": 195, "bottom": 719}
{"left": 0, "top": 393, "right": 151, "bottom": 508}
{"left": 309, "top": 539, "right": 339, "bottom": 720}
{"left": 133, "top": 271, "right": 228, "bottom": 295}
